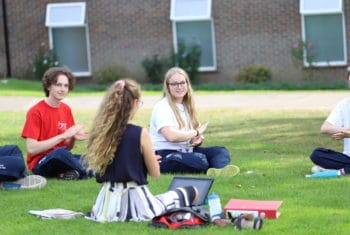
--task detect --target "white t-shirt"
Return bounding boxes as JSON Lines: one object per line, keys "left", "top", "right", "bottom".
{"left": 326, "top": 97, "right": 350, "bottom": 156}
{"left": 150, "top": 98, "right": 191, "bottom": 151}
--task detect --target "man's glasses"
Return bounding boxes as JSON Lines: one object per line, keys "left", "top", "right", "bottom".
{"left": 167, "top": 81, "right": 187, "bottom": 88}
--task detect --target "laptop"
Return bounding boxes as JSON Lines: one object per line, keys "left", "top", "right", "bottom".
{"left": 168, "top": 176, "right": 214, "bottom": 206}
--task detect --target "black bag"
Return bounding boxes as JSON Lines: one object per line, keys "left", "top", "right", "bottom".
{"left": 149, "top": 206, "right": 210, "bottom": 229}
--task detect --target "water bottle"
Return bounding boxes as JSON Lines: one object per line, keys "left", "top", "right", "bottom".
{"left": 207, "top": 192, "right": 222, "bottom": 221}
{"left": 305, "top": 170, "right": 340, "bottom": 178}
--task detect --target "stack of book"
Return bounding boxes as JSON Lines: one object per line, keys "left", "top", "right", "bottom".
{"left": 224, "top": 199, "right": 283, "bottom": 219}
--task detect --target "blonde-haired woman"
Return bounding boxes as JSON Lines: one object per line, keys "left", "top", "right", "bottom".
{"left": 84, "top": 79, "right": 198, "bottom": 223}
{"left": 149, "top": 67, "right": 239, "bottom": 176}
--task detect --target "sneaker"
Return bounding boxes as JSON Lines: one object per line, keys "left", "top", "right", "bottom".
{"left": 181, "top": 186, "right": 199, "bottom": 205}
{"left": 213, "top": 214, "right": 264, "bottom": 230}
{"left": 232, "top": 214, "right": 264, "bottom": 230}
{"left": 58, "top": 170, "right": 80, "bottom": 180}
{"left": 311, "top": 165, "right": 336, "bottom": 173}
{"left": 206, "top": 165, "right": 240, "bottom": 177}
{"left": 192, "top": 186, "right": 199, "bottom": 205}
{"left": 0, "top": 175, "right": 47, "bottom": 190}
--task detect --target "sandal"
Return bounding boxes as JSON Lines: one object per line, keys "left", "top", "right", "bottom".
{"left": 58, "top": 170, "right": 80, "bottom": 180}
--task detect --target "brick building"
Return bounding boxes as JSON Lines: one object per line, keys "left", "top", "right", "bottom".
{"left": 0, "top": 0, "right": 349, "bottom": 84}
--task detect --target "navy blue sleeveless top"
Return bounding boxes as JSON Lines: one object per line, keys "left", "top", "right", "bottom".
{"left": 96, "top": 124, "right": 148, "bottom": 185}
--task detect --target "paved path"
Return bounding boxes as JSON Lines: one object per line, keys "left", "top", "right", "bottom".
{"left": 0, "top": 91, "right": 349, "bottom": 111}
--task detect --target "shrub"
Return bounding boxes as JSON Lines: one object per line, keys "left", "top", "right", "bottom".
{"left": 32, "top": 48, "right": 59, "bottom": 80}
{"left": 93, "top": 65, "right": 126, "bottom": 85}
{"left": 235, "top": 65, "right": 272, "bottom": 84}
{"left": 142, "top": 54, "right": 167, "bottom": 84}
{"left": 170, "top": 40, "right": 201, "bottom": 84}
{"left": 291, "top": 40, "right": 315, "bottom": 68}
{"left": 291, "top": 40, "right": 315, "bottom": 80}
{"left": 142, "top": 40, "right": 202, "bottom": 84}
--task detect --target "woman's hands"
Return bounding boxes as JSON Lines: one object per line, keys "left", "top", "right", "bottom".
{"left": 189, "top": 135, "right": 204, "bottom": 147}
{"left": 189, "top": 123, "right": 208, "bottom": 147}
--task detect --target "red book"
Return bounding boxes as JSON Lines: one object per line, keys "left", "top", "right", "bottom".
{"left": 224, "top": 199, "right": 283, "bottom": 219}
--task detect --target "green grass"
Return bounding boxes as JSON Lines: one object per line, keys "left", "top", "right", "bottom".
{"left": 1, "top": 78, "right": 348, "bottom": 97}
{"left": 2, "top": 104, "right": 350, "bottom": 234}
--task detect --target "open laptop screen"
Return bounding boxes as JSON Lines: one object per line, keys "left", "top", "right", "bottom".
{"left": 167, "top": 176, "right": 214, "bottom": 206}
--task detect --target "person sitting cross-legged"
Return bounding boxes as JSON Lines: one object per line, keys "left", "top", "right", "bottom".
{"left": 84, "top": 79, "right": 198, "bottom": 222}
{"left": 149, "top": 67, "right": 239, "bottom": 176}
{"left": 310, "top": 96, "right": 350, "bottom": 176}
{"left": 21, "top": 67, "right": 90, "bottom": 180}
{"left": 0, "top": 145, "right": 46, "bottom": 190}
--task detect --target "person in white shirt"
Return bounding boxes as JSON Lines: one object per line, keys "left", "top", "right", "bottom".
{"left": 149, "top": 67, "right": 239, "bottom": 176}
{"left": 310, "top": 97, "right": 350, "bottom": 175}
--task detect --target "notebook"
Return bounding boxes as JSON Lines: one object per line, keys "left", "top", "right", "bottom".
{"left": 224, "top": 199, "right": 283, "bottom": 219}
{"left": 167, "top": 176, "right": 214, "bottom": 206}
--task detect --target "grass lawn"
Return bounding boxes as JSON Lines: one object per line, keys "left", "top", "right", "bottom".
{"left": 1, "top": 77, "right": 349, "bottom": 234}
{"left": 1, "top": 105, "right": 349, "bottom": 235}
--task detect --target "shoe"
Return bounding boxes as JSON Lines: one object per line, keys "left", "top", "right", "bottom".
{"left": 181, "top": 186, "right": 200, "bottom": 205}
{"left": 232, "top": 214, "right": 264, "bottom": 230}
{"left": 58, "top": 170, "right": 80, "bottom": 180}
{"left": 86, "top": 169, "right": 95, "bottom": 178}
{"left": 311, "top": 165, "right": 336, "bottom": 173}
{"left": 206, "top": 165, "right": 240, "bottom": 177}
{"left": 213, "top": 214, "right": 264, "bottom": 230}
{"left": 192, "top": 186, "right": 199, "bottom": 205}
{"left": 0, "top": 175, "right": 47, "bottom": 190}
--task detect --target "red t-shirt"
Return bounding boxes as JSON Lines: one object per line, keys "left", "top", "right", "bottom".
{"left": 21, "top": 100, "right": 75, "bottom": 170}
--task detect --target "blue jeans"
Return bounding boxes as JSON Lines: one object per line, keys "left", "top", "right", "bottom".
{"left": 156, "top": 146, "right": 231, "bottom": 174}
{"left": 310, "top": 147, "right": 350, "bottom": 174}
{"left": 0, "top": 145, "right": 27, "bottom": 181}
{"left": 32, "top": 147, "right": 87, "bottom": 178}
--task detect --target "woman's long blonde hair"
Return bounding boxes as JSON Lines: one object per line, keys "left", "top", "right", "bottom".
{"left": 84, "top": 79, "right": 141, "bottom": 174}
{"left": 163, "top": 67, "right": 199, "bottom": 129}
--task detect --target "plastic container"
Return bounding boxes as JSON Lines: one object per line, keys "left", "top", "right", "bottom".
{"left": 305, "top": 170, "right": 340, "bottom": 178}
{"left": 207, "top": 192, "right": 222, "bottom": 221}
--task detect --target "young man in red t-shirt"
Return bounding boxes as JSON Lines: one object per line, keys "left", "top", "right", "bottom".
{"left": 21, "top": 67, "right": 89, "bottom": 180}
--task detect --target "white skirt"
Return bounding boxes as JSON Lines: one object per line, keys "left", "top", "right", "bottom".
{"left": 87, "top": 181, "right": 192, "bottom": 223}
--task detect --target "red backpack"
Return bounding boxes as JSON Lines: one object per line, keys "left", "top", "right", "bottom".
{"left": 149, "top": 206, "right": 210, "bottom": 229}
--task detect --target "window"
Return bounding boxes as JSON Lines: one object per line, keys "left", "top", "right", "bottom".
{"left": 46, "top": 2, "right": 91, "bottom": 76}
{"left": 170, "top": 0, "right": 216, "bottom": 71}
{"left": 300, "top": 0, "right": 346, "bottom": 66}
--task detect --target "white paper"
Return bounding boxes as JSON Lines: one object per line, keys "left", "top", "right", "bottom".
{"left": 28, "top": 208, "right": 84, "bottom": 219}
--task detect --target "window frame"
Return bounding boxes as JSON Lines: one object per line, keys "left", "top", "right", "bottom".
{"left": 300, "top": 0, "right": 346, "bottom": 67}
{"left": 300, "top": 0, "right": 342, "bottom": 15}
{"left": 46, "top": 2, "right": 86, "bottom": 27}
{"left": 170, "top": 0, "right": 216, "bottom": 71}
{"left": 170, "top": 0, "right": 212, "bottom": 21}
{"left": 46, "top": 2, "right": 91, "bottom": 77}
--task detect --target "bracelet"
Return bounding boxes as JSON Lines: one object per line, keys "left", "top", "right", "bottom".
{"left": 195, "top": 129, "right": 199, "bottom": 137}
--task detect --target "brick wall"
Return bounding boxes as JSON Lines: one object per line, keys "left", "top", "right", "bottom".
{"left": 0, "top": 0, "right": 348, "bottom": 83}
{"left": 3, "top": 0, "right": 50, "bottom": 78}
{"left": 0, "top": 1, "right": 6, "bottom": 77}
{"left": 87, "top": 0, "right": 172, "bottom": 82}
{"left": 213, "top": 0, "right": 301, "bottom": 83}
